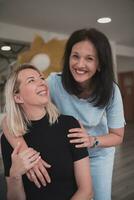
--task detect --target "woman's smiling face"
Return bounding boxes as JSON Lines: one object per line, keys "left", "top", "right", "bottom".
{"left": 69, "top": 40, "right": 99, "bottom": 87}
{"left": 14, "top": 68, "right": 49, "bottom": 108}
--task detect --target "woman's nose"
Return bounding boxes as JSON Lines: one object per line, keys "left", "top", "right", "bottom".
{"left": 78, "top": 58, "right": 85, "bottom": 68}
{"left": 37, "top": 78, "right": 45, "bottom": 85}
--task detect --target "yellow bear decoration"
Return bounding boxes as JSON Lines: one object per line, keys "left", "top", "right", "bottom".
{"left": 17, "top": 35, "right": 66, "bottom": 77}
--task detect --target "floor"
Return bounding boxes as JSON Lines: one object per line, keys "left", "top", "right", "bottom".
{"left": 112, "top": 122, "right": 134, "bottom": 200}
{"left": 0, "top": 122, "right": 134, "bottom": 200}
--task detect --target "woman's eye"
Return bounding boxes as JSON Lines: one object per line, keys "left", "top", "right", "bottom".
{"left": 41, "top": 77, "right": 45, "bottom": 80}
{"left": 72, "top": 54, "right": 79, "bottom": 59}
{"left": 87, "top": 57, "right": 93, "bottom": 61}
{"left": 28, "top": 79, "right": 34, "bottom": 83}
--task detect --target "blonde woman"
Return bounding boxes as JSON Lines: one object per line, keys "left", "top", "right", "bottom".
{"left": 1, "top": 64, "right": 92, "bottom": 200}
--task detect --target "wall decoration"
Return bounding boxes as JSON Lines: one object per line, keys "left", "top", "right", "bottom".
{"left": 17, "top": 35, "right": 66, "bottom": 77}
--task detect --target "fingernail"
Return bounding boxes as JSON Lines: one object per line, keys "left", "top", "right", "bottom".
{"left": 43, "top": 182, "right": 46, "bottom": 187}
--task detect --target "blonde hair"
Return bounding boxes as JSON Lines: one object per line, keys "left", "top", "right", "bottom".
{"left": 4, "top": 64, "right": 60, "bottom": 137}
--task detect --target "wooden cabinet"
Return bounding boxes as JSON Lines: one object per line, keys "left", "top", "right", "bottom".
{"left": 118, "top": 71, "right": 134, "bottom": 122}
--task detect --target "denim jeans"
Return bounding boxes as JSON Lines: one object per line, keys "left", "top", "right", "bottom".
{"left": 90, "top": 150, "right": 115, "bottom": 200}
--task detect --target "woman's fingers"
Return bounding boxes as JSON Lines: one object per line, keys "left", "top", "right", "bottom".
{"left": 75, "top": 143, "right": 88, "bottom": 148}
{"left": 38, "top": 159, "right": 51, "bottom": 183}
{"left": 70, "top": 138, "right": 87, "bottom": 144}
{"left": 69, "top": 128, "right": 83, "bottom": 133}
{"left": 32, "top": 165, "right": 47, "bottom": 187}
{"left": 41, "top": 159, "right": 51, "bottom": 168}
{"left": 19, "top": 148, "right": 37, "bottom": 158}
{"left": 28, "top": 156, "right": 41, "bottom": 168}
{"left": 26, "top": 158, "right": 51, "bottom": 187}
{"left": 32, "top": 160, "right": 51, "bottom": 184}
{"left": 29, "top": 169, "right": 41, "bottom": 188}
{"left": 68, "top": 130, "right": 94, "bottom": 148}
{"left": 22, "top": 148, "right": 52, "bottom": 187}
{"left": 27, "top": 152, "right": 40, "bottom": 163}
{"left": 68, "top": 132, "right": 84, "bottom": 138}
{"left": 26, "top": 171, "right": 32, "bottom": 181}
{"left": 12, "top": 146, "right": 51, "bottom": 188}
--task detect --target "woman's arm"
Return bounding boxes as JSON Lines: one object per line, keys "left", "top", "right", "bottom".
{"left": 2, "top": 116, "right": 51, "bottom": 188}
{"left": 6, "top": 144, "right": 26, "bottom": 200}
{"left": 68, "top": 123, "right": 124, "bottom": 148}
{"left": 2, "top": 117, "right": 28, "bottom": 149}
{"left": 68, "top": 85, "right": 125, "bottom": 148}
{"left": 6, "top": 176, "right": 26, "bottom": 200}
{"left": 71, "top": 157, "right": 93, "bottom": 200}
{"left": 6, "top": 143, "right": 40, "bottom": 200}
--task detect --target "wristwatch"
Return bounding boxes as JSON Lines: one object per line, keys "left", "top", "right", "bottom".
{"left": 92, "top": 136, "right": 99, "bottom": 148}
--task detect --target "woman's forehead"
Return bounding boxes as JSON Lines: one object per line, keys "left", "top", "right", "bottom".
{"left": 18, "top": 68, "right": 41, "bottom": 78}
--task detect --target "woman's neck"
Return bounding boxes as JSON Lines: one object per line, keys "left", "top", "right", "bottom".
{"left": 77, "top": 90, "right": 91, "bottom": 99}
{"left": 77, "top": 81, "right": 92, "bottom": 99}
{"left": 24, "top": 106, "right": 46, "bottom": 120}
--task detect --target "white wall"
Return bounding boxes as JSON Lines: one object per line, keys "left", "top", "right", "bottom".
{"left": 0, "top": 22, "right": 68, "bottom": 42}
{"left": 0, "top": 22, "right": 134, "bottom": 73}
{"left": 116, "top": 45, "right": 134, "bottom": 58}
{"left": 116, "top": 45, "right": 134, "bottom": 73}
{"left": 117, "top": 56, "right": 134, "bottom": 73}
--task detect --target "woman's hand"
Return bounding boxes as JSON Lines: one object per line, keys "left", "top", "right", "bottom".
{"left": 26, "top": 159, "right": 51, "bottom": 188}
{"left": 2, "top": 116, "right": 52, "bottom": 188}
{"left": 10, "top": 143, "right": 41, "bottom": 179}
{"left": 68, "top": 122, "right": 95, "bottom": 148}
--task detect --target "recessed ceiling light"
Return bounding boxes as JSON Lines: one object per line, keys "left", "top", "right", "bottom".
{"left": 97, "top": 17, "right": 112, "bottom": 24}
{"left": 1, "top": 45, "right": 11, "bottom": 51}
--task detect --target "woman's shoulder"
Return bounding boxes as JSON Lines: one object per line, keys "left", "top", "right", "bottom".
{"left": 106, "top": 82, "right": 123, "bottom": 109}
{"left": 112, "top": 82, "right": 122, "bottom": 98}
{"left": 58, "top": 114, "right": 76, "bottom": 120}
{"left": 1, "top": 133, "right": 12, "bottom": 152}
{"left": 1, "top": 133, "right": 7, "bottom": 144}
{"left": 58, "top": 114, "right": 79, "bottom": 128}
{"left": 47, "top": 72, "right": 62, "bottom": 84}
{"left": 46, "top": 72, "right": 63, "bottom": 91}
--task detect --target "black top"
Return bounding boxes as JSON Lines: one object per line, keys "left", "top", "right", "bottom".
{"left": 1, "top": 114, "right": 88, "bottom": 200}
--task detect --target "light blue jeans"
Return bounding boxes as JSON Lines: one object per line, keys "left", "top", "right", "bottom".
{"left": 90, "top": 150, "right": 115, "bottom": 200}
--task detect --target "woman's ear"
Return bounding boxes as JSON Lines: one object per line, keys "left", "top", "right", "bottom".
{"left": 14, "top": 94, "right": 24, "bottom": 104}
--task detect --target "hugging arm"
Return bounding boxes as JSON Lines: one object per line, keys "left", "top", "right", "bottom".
{"left": 6, "top": 176, "right": 26, "bottom": 200}
{"left": 2, "top": 116, "right": 51, "bottom": 188}
{"left": 68, "top": 124, "right": 124, "bottom": 148}
{"left": 71, "top": 157, "right": 93, "bottom": 200}
{"left": 6, "top": 143, "right": 40, "bottom": 200}
{"left": 68, "top": 86, "right": 125, "bottom": 149}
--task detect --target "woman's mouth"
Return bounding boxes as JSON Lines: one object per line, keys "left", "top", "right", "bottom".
{"left": 74, "top": 68, "right": 88, "bottom": 75}
{"left": 37, "top": 89, "right": 47, "bottom": 96}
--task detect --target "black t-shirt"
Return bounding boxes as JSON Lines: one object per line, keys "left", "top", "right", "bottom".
{"left": 1, "top": 114, "right": 88, "bottom": 200}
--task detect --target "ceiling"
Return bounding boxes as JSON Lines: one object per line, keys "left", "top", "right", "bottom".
{"left": 0, "top": 0, "right": 134, "bottom": 47}
{"left": 0, "top": 0, "right": 134, "bottom": 88}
